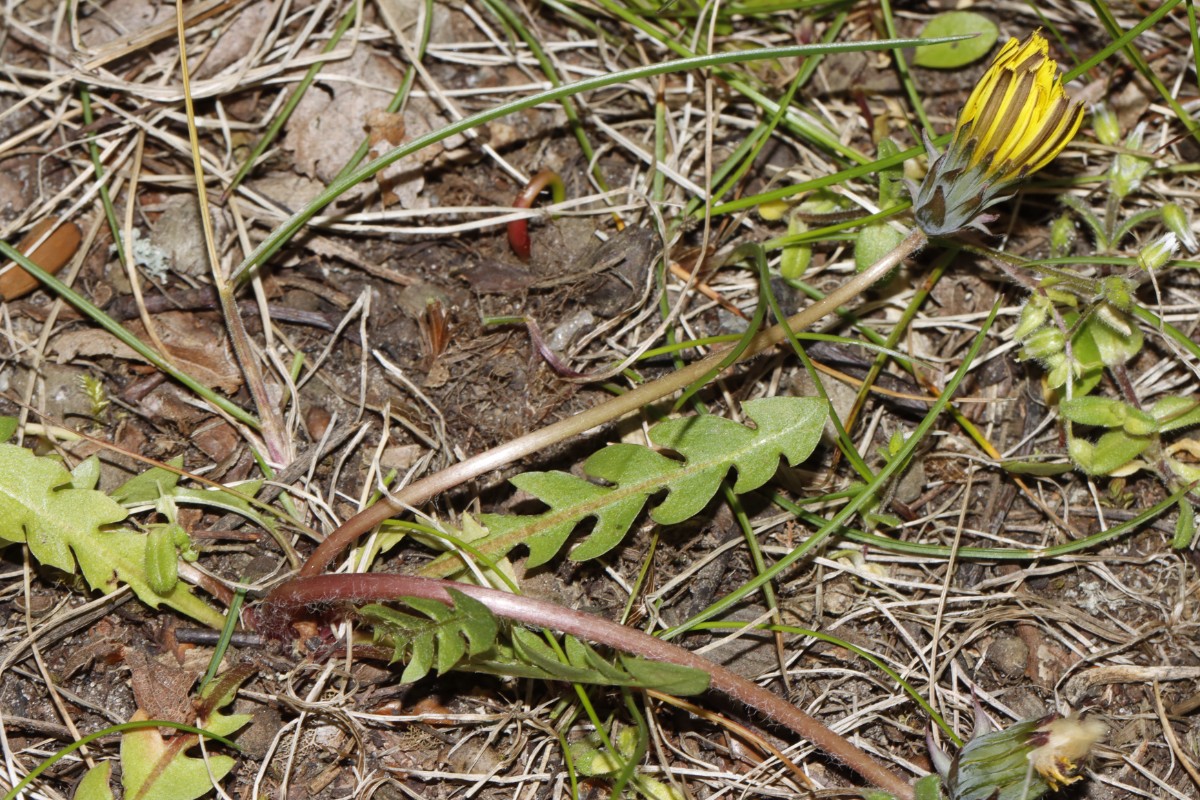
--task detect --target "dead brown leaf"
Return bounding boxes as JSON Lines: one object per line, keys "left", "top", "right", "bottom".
{"left": 51, "top": 311, "right": 242, "bottom": 394}
{"left": 124, "top": 646, "right": 196, "bottom": 729}
{"left": 284, "top": 48, "right": 466, "bottom": 207}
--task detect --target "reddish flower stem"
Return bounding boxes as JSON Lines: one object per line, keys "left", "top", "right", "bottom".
{"left": 508, "top": 170, "right": 566, "bottom": 260}
{"left": 256, "top": 573, "right": 915, "bottom": 800}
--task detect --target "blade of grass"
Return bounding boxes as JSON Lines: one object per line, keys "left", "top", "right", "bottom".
{"left": 222, "top": 2, "right": 360, "bottom": 201}
{"left": 1189, "top": 0, "right": 1200, "bottom": 89}
{"left": 696, "top": 620, "right": 962, "bottom": 745}
{"left": 689, "top": 11, "right": 848, "bottom": 219}
{"left": 1087, "top": 0, "right": 1200, "bottom": 146}
{"left": 772, "top": 482, "right": 1193, "bottom": 559}
{"left": 840, "top": 247, "right": 955, "bottom": 434}
{"left": 327, "top": 0, "right": 433, "bottom": 186}
{"left": 759, "top": 242, "right": 875, "bottom": 481}
{"left": 481, "top": 0, "right": 608, "bottom": 191}
{"left": 711, "top": 0, "right": 1183, "bottom": 219}
{"left": 876, "top": 0, "right": 932, "bottom": 138}
{"left": 175, "top": 1, "right": 287, "bottom": 462}
{"left": 198, "top": 586, "right": 246, "bottom": 693}
{"left": 588, "top": 0, "right": 869, "bottom": 163}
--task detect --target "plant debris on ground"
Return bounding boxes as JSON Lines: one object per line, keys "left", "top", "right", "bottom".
{"left": 1, "top": 1, "right": 1199, "bottom": 800}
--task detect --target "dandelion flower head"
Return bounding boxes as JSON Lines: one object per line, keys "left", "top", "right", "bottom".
{"left": 913, "top": 31, "right": 1083, "bottom": 236}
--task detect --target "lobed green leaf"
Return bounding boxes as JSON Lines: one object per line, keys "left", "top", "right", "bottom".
{"left": 480, "top": 397, "right": 826, "bottom": 567}
{"left": 361, "top": 588, "right": 500, "bottom": 682}
{"left": 509, "top": 628, "right": 708, "bottom": 695}
{"left": 119, "top": 669, "right": 250, "bottom": 800}
{"left": 0, "top": 445, "right": 222, "bottom": 627}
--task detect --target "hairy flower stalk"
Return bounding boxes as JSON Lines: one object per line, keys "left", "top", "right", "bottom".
{"left": 914, "top": 32, "right": 1084, "bottom": 236}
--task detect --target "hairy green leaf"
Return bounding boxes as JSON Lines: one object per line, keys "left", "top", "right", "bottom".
{"left": 144, "top": 526, "right": 181, "bottom": 595}
{"left": 0, "top": 444, "right": 223, "bottom": 627}
{"left": 1060, "top": 396, "right": 1158, "bottom": 435}
{"left": 1049, "top": 313, "right": 1104, "bottom": 402}
{"left": 913, "top": 774, "right": 943, "bottom": 800}
{"left": 1088, "top": 312, "right": 1143, "bottom": 366}
{"left": 569, "top": 726, "right": 638, "bottom": 777}
{"left": 1175, "top": 500, "right": 1196, "bottom": 549}
{"left": 1152, "top": 396, "right": 1200, "bottom": 433}
{"left": 1000, "top": 459, "right": 1073, "bottom": 477}
{"left": 1060, "top": 396, "right": 1130, "bottom": 428}
{"left": 1068, "top": 429, "right": 1151, "bottom": 476}
{"left": 479, "top": 397, "right": 826, "bottom": 567}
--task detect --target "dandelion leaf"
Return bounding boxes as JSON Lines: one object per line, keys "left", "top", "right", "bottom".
{"left": 0, "top": 444, "right": 223, "bottom": 628}
{"left": 110, "top": 458, "right": 183, "bottom": 504}
{"left": 119, "top": 669, "right": 250, "bottom": 800}
{"left": 616, "top": 654, "right": 710, "bottom": 696}
{"left": 509, "top": 628, "right": 708, "bottom": 695}
{"left": 74, "top": 762, "right": 115, "bottom": 800}
{"left": 121, "top": 713, "right": 244, "bottom": 800}
{"left": 362, "top": 594, "right": 709, "bottom": 695}
{"left": 479, "top": 397, "right": 825, "bottom": 567}
{"left": 361, "top": 588, "right": 500, "bottom": 682}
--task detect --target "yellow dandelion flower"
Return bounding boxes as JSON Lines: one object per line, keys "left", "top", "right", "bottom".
{"left": 913, "top": 31, "right": 1083, "bottom": 236}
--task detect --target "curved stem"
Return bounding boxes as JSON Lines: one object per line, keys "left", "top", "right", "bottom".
{"left": 294, "top": 228, "right": 926, "bottom": 578}
{"left": 508, "top": 170, "right": 566, "bottom": 260}
{"left": 258, "top": 574, "right": 916, "bottom": 800}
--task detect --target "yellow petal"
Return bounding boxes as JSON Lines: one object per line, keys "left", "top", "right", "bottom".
{"left": 951, "top": 31, "right": 1078, "bottom": 180}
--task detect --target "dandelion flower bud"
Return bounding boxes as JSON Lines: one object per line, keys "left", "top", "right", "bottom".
{"left": 1137, "top": 232, "right": 1178, "bottom": 272}
{"left": 947, "top": 714, "right": 1105, "bottom": 800}
{"left": 1163, "top": 203, "right": 1198, "bottom": 253}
